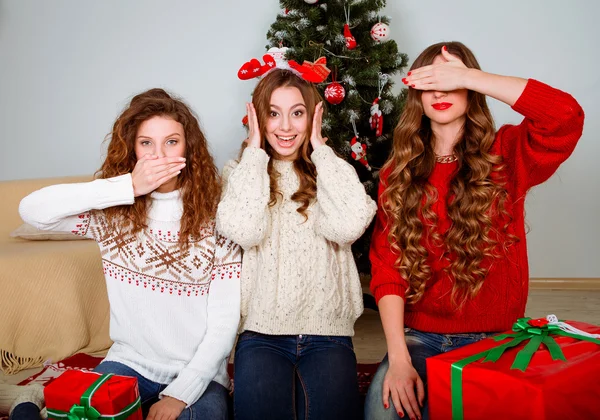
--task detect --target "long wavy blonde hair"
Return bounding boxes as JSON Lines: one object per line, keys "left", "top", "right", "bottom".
{"left": 244, "top": 69, "right": 323, "bottom": 218}
{"left": 381, "top": 42, "right": 514, "bottom": 307}
{"left": 96, "top": 88, "right": 221, "bottom": 249}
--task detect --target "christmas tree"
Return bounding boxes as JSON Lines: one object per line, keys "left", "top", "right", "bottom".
{"left": 266, "top": 0, "right": 409, "bottom": 274}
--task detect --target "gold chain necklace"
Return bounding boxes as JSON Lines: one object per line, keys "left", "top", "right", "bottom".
{"left": 435, "top": 153, "right": 458, "bottom": 164}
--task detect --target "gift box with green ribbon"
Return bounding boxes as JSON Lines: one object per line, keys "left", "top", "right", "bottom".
{"left": 44, "top": 370, "right": 142, "bottom": 420}
{"left": 426, "top": 316, "right": 600, "bottom": 420}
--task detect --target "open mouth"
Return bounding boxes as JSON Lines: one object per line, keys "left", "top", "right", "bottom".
{"left": 276, "top": 135, "right": 297, "bottom": 141}
{"left": 276, "top": 135, "right": 297, "bottom": 148}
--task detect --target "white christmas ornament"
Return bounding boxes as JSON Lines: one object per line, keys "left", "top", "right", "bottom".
{"left": 304, "top": 0, "right": 319, "bottom": 4}
{"left": 371, "top": 22, "right": 390, "bottom": 42}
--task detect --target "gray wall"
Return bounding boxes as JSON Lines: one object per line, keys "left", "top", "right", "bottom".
{"left": 1, "top": 0, "right": 598, "bottom": 278}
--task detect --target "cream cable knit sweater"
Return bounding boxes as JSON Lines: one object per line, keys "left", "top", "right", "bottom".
{"left": 216, "top": 145, "right": 377, "bottom": 336}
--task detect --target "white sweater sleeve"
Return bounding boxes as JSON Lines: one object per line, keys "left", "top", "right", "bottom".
{"left": 160, "top": 232, "right": 242, "bottom": 405}
{"left": 311, "top": 145, "right": 377, "bottom": 245}
{"left": 18, "top": 174, "right": 135, "bottom": 239}
{"left": 216, "top": 147, "right": 271, "bottom": 250}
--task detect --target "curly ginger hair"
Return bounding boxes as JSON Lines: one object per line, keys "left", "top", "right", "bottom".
{"left": 96, "top": 88, "right": 221, "bottom": 249}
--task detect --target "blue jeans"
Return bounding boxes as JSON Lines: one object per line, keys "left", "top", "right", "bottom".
{"left": 233, "top": 331, "right": 361, "bottom": 420}
{"left": 364, "top": 328, "right": 489, "bottom": 420}
{"left": 94, "top": 361, "right": 229, "bottom": 420}
{"left": 9, "top": 402, "right": 40, "bottom": 420}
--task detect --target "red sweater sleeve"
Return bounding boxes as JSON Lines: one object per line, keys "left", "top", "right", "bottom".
{"left": 494, "top": 79, "right": 584, "bottom": 194}
{"left": 369, "top": 172, "right": 408, "bottom": 303}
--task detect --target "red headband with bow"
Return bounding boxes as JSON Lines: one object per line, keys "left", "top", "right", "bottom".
{"left": 237, "top": 54, "right": 330, "bottom": 84}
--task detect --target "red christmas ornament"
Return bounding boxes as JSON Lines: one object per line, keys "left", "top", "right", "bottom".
{"left": 324, "top": 82, "right": 345, "bottom": 105}
{"left": 369, "top": 97, "right": 384, "bottom": 137}
{"left": 288, "top": 57, "right": 331, "bottom": 83}
{"left": 343, "top": 24, "right": 357, "bottom": 50}
{"left": 350, "top": 136, "right": 371, "bottom": 171}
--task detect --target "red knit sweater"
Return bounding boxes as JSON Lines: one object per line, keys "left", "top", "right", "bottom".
{"left": 369, "top": 79, "right": 584, "bottom": 333}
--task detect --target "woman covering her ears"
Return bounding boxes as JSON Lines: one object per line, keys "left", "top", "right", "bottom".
{"left": 217, "top": 66, "right": 377, "bottom": 420}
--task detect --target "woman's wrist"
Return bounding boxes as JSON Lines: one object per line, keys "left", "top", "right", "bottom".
{"left": 387, "top": 342, "right": 412, "bottom": 365}
{"left": 388, "top": 350, "right": 412, "bottom": 365}
{"left": 463, "top": 68, "right": 484, "bottom": 91}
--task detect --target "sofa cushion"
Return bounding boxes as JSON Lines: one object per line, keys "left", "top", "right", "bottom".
{"left": 10, "top": 223, "right": 89, "bottom": 241}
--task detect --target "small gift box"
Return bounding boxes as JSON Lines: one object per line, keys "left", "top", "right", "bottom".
{"left": 45, "top": 370, "right": 142, "bottom": 419}
{"left": 427, "top": 315, "right": 600, "bottom": 420}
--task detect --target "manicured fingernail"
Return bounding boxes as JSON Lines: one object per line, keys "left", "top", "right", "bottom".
{"left": 384, "top": 403, "right": 389, "bottom": 409}
{"left": 443, "top": 45, "right": 447, "bottom": 51}
{"left": 402, "top": 78, "right": 407, "bottom": 84}
{"left": 411, "top": 84, "right": 415, "bottom": 88}
{"left": 407, "top": 71, "right": 412, "bottom": 76}
{"left": 398, "top": 412, "right": 404, "bottom": 418}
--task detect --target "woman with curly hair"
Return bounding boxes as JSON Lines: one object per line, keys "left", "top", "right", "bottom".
{"left": 365, "top": 42, "right": 584, "bottom": 420}
{"left": 216, "top": 68, "right": 377, "bottom": 420}
{"left": 18, "top": 88, "right": 241, "bottom": 420}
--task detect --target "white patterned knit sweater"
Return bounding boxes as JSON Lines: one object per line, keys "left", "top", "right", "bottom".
{"left": 19, "top": 174, "right": 241, "bottom": 407}
{"left": 216, "top": 145, "right": 377, "bottom": 336}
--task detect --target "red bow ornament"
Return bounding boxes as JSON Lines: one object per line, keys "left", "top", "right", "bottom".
{"left": 288, "top": 57, "right": 331, "bottom": 83}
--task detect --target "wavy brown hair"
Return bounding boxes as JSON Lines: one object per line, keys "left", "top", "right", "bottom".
{"left": 381, "top": 41, "right": 514, "bottom": 307}
{"left": 244, "top": 69, "right": 323, "bottom": 218}
{"left": 95, "top": 88, "right": 221, "bottom": 249}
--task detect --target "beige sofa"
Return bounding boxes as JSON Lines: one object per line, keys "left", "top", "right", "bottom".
{"left": 0, "top": 176, "right": 111, "bottom": 375}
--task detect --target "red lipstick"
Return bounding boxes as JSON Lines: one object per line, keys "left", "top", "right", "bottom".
{"left": 432, "top": 102, "right": 452, "bottom": 111}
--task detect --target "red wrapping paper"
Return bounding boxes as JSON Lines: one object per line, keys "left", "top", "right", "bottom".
{"left": 427, "top": 321, "right": 600, "bottom": 420}
{"left": 44, "top": 370, "right": 142, "bottom": 420}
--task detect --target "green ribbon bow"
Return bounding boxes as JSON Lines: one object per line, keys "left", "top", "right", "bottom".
{"left": 67, "top": 404, "right": 101, "bottom": 420}
{"left": 449, "top": 317, "right": 600, "bottom": 420}
{"left": 47, "top": 373, "right": 141, "bottom": 420}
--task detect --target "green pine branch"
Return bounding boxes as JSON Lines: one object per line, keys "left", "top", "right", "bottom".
{"left": 267, "top": 0, "right": 408, "bottom": 274}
